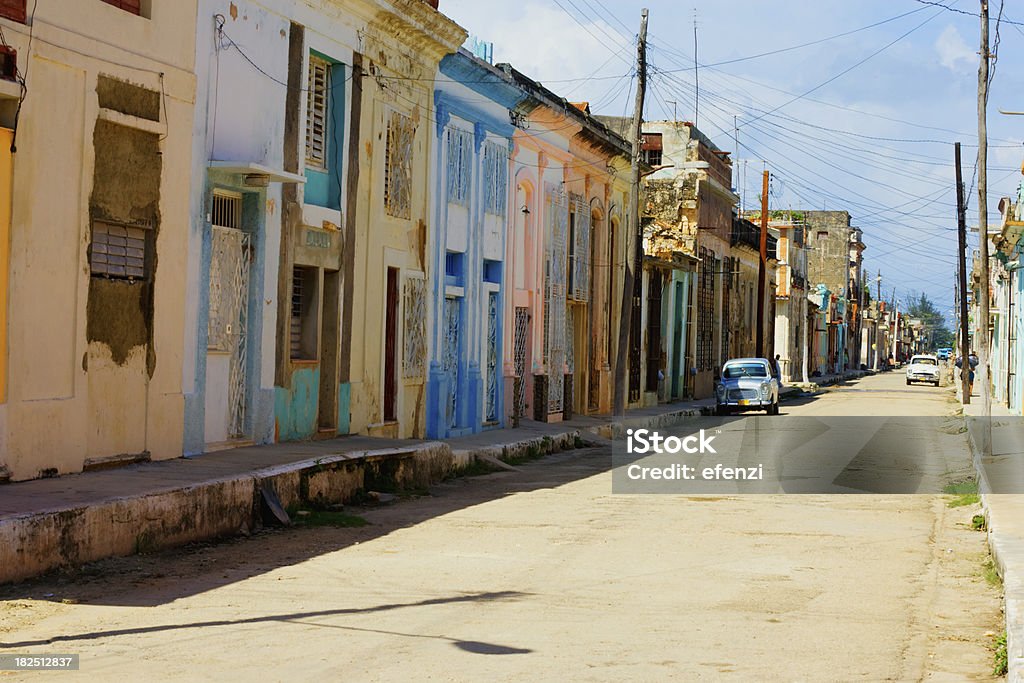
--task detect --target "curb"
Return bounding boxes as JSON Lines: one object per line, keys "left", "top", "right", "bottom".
{"left": 0, "top": 407, "right": 710, "bottom": 585}
{"left": 965, "top": 416, "right": 1024, "bottom": 682}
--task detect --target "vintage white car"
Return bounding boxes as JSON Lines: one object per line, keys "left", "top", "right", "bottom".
{"left": 715, "top": 358, "right": 780, "bottom": 415}
{"left": 906, "top": 354, "right": 940, "bottom": 386}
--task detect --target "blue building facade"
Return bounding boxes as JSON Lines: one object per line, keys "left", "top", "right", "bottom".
{"left": 426, "top": 50, "right": 524, "bottom": 438}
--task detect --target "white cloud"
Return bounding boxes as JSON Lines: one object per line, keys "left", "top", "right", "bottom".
{"left": 934, "top": 25, "right": 975, "bottom": 72}
{"left": 443, "top": 1, "right": 633, "bottom": 103}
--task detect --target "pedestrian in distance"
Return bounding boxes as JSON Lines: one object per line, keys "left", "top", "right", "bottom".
{"left": 955, "top": 351, "right": 979, "bottom": 395}
{"left": 773, "top": 354, "right": 783, "bottom": 387}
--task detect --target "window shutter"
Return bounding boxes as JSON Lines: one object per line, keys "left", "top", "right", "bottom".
{"left": 305, "top": 56, "right": 329, "bottom": 169}
{"left": 100, "top": 0, "right": 142, "bottom": 15}
{"left": 0, "top": 0, "right": 25, "bottom": 22}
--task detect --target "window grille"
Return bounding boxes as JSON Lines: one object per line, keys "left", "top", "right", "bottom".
{"left": 90, "top": 220, "right": 150, "bottom": 280}
{"left": 443, "top": 297, "right": 460, "bottom": 428}
{"left": 403, "top": 277, "right": 427, "bottom": 378}
{"left": 513, "top": 307, "right": 529, "bottom": 418}
{"left": 212, "top": 192, "right": 242, "bottom": 229}
{"left": 483, "top": 141, "right": 508, "bottom": 215}
{"left": 385, "top": 111, "right": 414, "bottom": 219}
{"left": 306, "top": 56, "right": 330, "bottom": 169}
{"left": 568, "top": 193, "right": 591, "bottom": 301}
{"left": 697, "top": 247, "right": 716, "bottom": 371}
{"left": 544, "top": 184, "right": 568, "bottom": 413}
{"left": 486, "top": 292, "right": 499, "bottom": 421}
{"left": 446, "top": 128, "right": 471, "bottom": 206}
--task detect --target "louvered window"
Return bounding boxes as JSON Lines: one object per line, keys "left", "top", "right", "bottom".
{"left": 101, "top": 0, "right": 141, "bottom": 15}
{"left": 0, "top": 0, "right": 25, "bottom": 22}
{"left": 305, "top": 56, "right": 330, "bottom": 170}
{"left": 290, "top": 266, "right": 319, "bottom": 361}
{"left": 90, "top": 220, "right": 151, "bottom": 280}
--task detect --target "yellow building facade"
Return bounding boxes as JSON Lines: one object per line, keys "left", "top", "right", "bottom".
{"left": 0, "top": 1, "right": 197, "bottom": 481}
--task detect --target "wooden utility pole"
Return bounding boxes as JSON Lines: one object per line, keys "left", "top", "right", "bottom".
{"left": 977, "top": 0, "right": 992, "bottom": 416}
{"left": 613, "top": 8, "right": 648, "bottom": 417}
{"left": 755, "top": 170, "right": 769, "bottom": 357}
{"left": 955, "top": 142, "right": 971, "bottom": 404}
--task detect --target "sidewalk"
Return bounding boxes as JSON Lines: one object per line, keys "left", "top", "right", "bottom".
{"left": 0, "top": 398, "right": 716, "bottom": 584}
{"left": 788, "top": 368, "right": 870, "bottom": 393}
{"left": 962, "top": 397, "right": 1024, "bottom": 682}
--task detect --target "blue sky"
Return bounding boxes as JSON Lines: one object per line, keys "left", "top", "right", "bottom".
{"left": 440, "top": 0, "right": 1024, "bottom": 323}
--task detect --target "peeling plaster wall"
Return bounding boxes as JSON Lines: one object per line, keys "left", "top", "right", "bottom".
{"left": 1, "top": 0, "right": 196, "bottom": 480}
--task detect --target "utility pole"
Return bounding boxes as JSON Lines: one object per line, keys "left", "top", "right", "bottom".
{"left": 733, "top": 114, "right": 739, "bottom": 192}
{"left": 693, "top": 9, "right": 699, "bottom": 128}
{"left": 613, "top": 8, "right": 648, "bottom": 417}
{"left": 756, "top": 170, "right": 769, "bottom": 357}
{"left": 873, "top": 270, "right": 881, "bottom": 371}
{"left": 955, "top": 142, "right": 972, "bottom": 404}
{"left": 977, "top": 0, "right": 992, "bottom": 417}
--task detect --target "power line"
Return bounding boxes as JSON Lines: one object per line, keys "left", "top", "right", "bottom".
{"left": 911, "top": 0, "right": 1024, "bottom": 26}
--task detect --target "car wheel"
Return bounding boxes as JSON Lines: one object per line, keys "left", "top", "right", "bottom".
{"left": 715, "top": 405, "right": 728, "bottom": 416}
{"left": 933, "top": 380, "right": 940, "bottom": 387}
{"left": 906, "top": 379, "right": 911, "bottom": 385}
{"left": 770, "top": 401, "right": 779, "bottom": 415}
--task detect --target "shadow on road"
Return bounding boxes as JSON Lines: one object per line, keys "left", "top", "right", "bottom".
{"left": 0, "top": 449, "right": 613, "bottom": 608}
{"left": 0, "top": 591, "right": 532, "bottom": 651}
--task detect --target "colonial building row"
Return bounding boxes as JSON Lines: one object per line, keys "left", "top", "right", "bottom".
{"left": 0, "top": 0, "right": 877, "bottom": 482}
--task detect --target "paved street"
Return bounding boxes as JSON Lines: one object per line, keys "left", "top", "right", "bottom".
{"left": 0, "top": 373, "right": 1004, "bottom": 681}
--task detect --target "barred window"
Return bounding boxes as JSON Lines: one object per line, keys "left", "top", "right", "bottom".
{"left": 90, "top": 220, "right": 151, "bottom": 280}
{"left": 697, "top": 247, "right": 716, "bottom": 371}
{"left": 305, "top": 56, "right": 330, "bottom": 170}
{"left": 446, "top": 128, "right": 472, "bottom": 206}
{"left": 403, "top": 276, "right": 427, "bottom": 378}
{"left": 384, "top": 110, "right": 414, "bottom": 219}
{"left": 483, "top": 141, "right": 508, "bottom": 215}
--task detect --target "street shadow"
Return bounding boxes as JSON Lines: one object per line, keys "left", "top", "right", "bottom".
{"left": 0, "top": 591, "right": 532, "bottom": 652}
{"left": 0, "top": 449, "right": 615, "bottom": 608}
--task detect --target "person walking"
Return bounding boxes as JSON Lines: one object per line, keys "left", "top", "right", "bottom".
{"left": 772, "top": 354, "right": 784, "bottom": 387}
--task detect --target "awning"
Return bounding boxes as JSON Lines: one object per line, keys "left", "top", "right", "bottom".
{"left": 208, "top": 161, "right": 306, "bottom": 184}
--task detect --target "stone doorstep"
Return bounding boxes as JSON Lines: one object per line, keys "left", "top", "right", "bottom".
{"left": 966, "top": 418, "right": 1024, "bottom": 682}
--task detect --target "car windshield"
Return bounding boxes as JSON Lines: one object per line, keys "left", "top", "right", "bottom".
{"left": 911, "top": 357, "right": 936, "bottom": 365}
{"left": 723, "top": 363, "right": 768, "bottom": 379}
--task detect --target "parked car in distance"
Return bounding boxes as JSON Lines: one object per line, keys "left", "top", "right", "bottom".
{"left": 716, "top": 358, "right": 780, "bottom": 415}
{"left": 906, "top": 354, "right": 940, "bottom": 386}
{"left": 936, "top": 348, "right": 952, "bottom": 361}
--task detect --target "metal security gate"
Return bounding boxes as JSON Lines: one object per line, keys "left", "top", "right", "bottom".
{"left": 628, "top": 244, "right": 643, "bottom": 402}
{"left": 443, "top": 297, "right": 460, "bottom": 429}
{"left": 485, "top": 292, "right": 499, "bottom": 423}
{"left": 513, "top": 307, "right": 529, "bottom": 419}
{"left": 646, "top": 271, "right": 663, "bottom": 392}
{"left": 208, "top": 224, "right": 252, "bottom": 439}
{"left": 545, "top": 185, "right": 568, "bottom": 414}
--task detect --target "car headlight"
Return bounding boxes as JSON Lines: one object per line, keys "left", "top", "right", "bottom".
{"left": 716, "top": 384, "right": 726, "bottom": 399}
{"left": 760, "top": 383, "right": 771, "bottom": 398}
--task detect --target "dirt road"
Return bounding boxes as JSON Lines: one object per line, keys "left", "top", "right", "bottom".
{"left": 0, "top": 373, "right": 1004, "bottom": 681}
